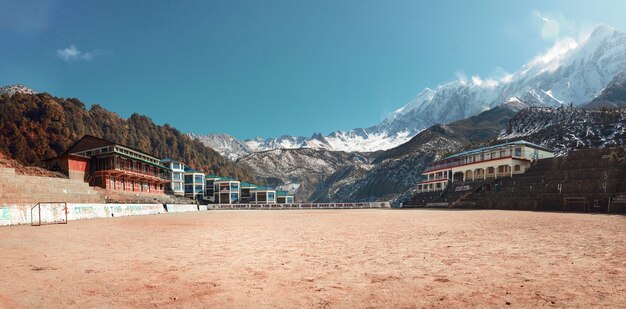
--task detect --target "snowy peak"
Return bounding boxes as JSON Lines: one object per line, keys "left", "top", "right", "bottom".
{"left": 0, "top": 84, "right": 38, "bottom": 96}
{"left": 188, "top": 133, "right": 253, "bottom": 161}
{"left": 193, "top": 24, "right": 626, "bottom": 158}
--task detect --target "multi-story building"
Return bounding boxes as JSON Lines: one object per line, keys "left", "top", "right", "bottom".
{"left": 184, "top": 167, "right": 205, "bottom": 201}
{"left": 250, "top": 186, "right": 276, "bottom": 204}
{"left": 45, "top": 135, "right": 169, "bottom": 194}
{"left": 276, "top": 191, "right": 294, "bottom": 204}
{"left": 417, "top": 140, "right": 554, "bottom": 193}
{"left": 239, "top": 182, "right": 257, "bottom": 203}
{"left": 204, "top": 174, "right": 222, "bottom": 203}
{"left": 160, "top": 158, "right": 186, "bottom": 196}
{"left": 213, "top": 178, "right": 240, "bottom": 204}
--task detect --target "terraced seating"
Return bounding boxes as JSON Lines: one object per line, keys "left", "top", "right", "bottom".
{"left": 0, "top": 167, "right": 105, "bottom": 204}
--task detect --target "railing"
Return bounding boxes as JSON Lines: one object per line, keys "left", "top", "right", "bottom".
{"left": 423, "top": 161, "right": 462, "bottom": 172}
{"left": 209, "top": 202, "right": 391, "bottom": 210}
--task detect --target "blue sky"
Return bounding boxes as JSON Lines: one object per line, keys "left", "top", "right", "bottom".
{"left": 1, "top": 0, "right": 626, "bottom": 139}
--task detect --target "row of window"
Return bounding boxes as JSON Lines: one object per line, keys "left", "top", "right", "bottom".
{"left": 108, "top": 176, "right": 163, "bottom": 192}
{"left": 185, "top": 184, "right": 204, "bottom": 193}
{"left": 463, "top": 147, "right": 522, "bottom": 164}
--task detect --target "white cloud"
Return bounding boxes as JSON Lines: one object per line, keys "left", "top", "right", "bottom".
{"left": 532, "top": 11, "right": 577, "bottom": 41}
{"left": 56, "top": 45, "right": 100, "bottom": 61}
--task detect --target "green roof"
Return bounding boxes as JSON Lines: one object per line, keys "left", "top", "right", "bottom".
{"left": 277, "top": 191, "right": 290, "bottom": 196}
{"left": 253, "top": 186, "right": 275, "bottom": 191}
{"left": 240, "top": 182, "right": 257, "bottom": 188}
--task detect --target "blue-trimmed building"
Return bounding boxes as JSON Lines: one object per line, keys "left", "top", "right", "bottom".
{"left": 184, "top": 167, "right": 205, "bottom": 201}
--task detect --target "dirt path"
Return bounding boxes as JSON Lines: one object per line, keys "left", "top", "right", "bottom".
{"left": 1, "top": 209, "right": 625, "bottom": 308}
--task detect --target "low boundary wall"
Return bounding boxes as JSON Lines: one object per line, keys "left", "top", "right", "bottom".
{"left": 209, "top": 202, "right": 391, "bottom": 210}
{"left": 164, "top": 204, "right": 198, "bottom": 213}
{"left": 0, "top": 202, "right": 390, "bottom": 226}
{"left": 1, "top": 203, "right": 201, "bottom": 226}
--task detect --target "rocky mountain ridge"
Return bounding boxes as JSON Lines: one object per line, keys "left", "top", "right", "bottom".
{"left": 193, "top": 24, "right": 626, "bottom": 158}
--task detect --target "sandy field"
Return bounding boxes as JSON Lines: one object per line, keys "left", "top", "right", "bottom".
{"left": 0, "top": 209, "right": 625, "bottom": 308}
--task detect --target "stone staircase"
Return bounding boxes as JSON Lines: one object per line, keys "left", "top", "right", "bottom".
{"left": 0, "top": 168, "right": 105, "bottom": 204}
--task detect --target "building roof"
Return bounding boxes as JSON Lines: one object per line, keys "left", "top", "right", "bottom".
{"left": 160, "top": 158, "right": 183, "bottom": 164}
{"left": 46, "top": 135, "right": 167, "bottom": 168}
{"left": 252, "top": 186, "right": 275, "bottom": 191}
{"left": 276, "top": 191, "right": 291, "bottom": 197}
{"left": 215, "top": 177, "right": 238, "bottom": 182}
{"left": 444, "top": 140, "right": 554, "bottom": 159}
{"left": 240, "top": 182, "right": 257, "bottom": 188}
{"left": 184, "top": 166, "right": 203, "bottom": 173}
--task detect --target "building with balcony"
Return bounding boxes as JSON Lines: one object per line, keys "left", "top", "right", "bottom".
{"left": 45, "top": 135, "right": 169, "bottom": 194}
{"left": 276, "top": 191, "right": 294, "bottom": 204}
{"left": 184, "top": 167, "right": 205, "bottom": 201}
{"left": 160, "top": 158, "right": 186, "bottom": 196}
{"left": 213, "top": 178, "right": 240, "bottom": 204}
{"left": 250, "top": 186, "right": 276, "bottom": 204}
{"left": 417, "top": 140, "right": 554, "bottom": 193}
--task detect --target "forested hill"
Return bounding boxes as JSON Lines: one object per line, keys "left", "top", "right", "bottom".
{"left": 0, "top": 91, "right": 253, "bottom": 181}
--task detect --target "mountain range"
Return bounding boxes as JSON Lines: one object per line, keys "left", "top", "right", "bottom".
{"left": 193, "top": 24, "right": 626, "bottom": 159}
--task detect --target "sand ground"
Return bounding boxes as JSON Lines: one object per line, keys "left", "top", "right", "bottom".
{"left": 0, "top": 209, "right": 625, "bottom": 308}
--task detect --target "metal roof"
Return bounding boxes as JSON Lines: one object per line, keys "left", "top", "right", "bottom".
{"left": 444, "top": 140, "right": 554, "bottom": 159}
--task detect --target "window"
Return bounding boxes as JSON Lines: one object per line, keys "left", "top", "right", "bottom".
{"left": 514, "top": 147, "right": 522, "bottom": 156}
{"left": 185, "top": 185, "right": 193, "bottom": 193}
{"left": 500, "top": 150, "right": 505, "bottom": 157}
{"left": 491, "top": 152, "right": 496, "bottom": 159}
{"left": 110, "top": 176, "right": 115, "bottom": 190}
{"left": 480, "top": 154, "right": 485, "bottom": 161}
{"left": 173, "top": 182, "right": 182, "bottom": 191}
{"left": 231, "top": 183, "right": 239, "bottom": 190}
{"left": 230, "top": 193, "right": 239, "bottom": 202}
{"left": 268, "top": 192, "right": 275, "bottom": 201}
{"left": 184, "top": 175, "right": 193, "bottom": 183}
{"left": 173, "top": 163, "right": 181, "bottom": 170}
{"left": 194, "top": 185, "right": 203, "bottom": 193}
{"left": 173, "top": 172, "right": 182, "bottom": 181}
{"left": 194, "top": 175, "right": 203, "bottom": 183}
{"left": 514, "top": 165, "right": 521, "bottom": 171}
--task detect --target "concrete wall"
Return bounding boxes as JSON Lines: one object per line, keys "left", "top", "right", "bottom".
{"left": 165, "top": 204, "right": 198, "bottom": 213}
{"left": 209, "top": 202, "right": 391, "bottom": 210}
{"left": 0, "top": 203, "right": 201, "bottom": 226}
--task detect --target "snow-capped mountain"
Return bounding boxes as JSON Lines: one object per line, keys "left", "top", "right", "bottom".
{"left": 0, "top": 84, "right": 37, "bottom": 96}
{"left": 192, "top": 24, "right": 626, "bottom": 158}
{"left": 188, "top": 133, "right": 254, "bottom": 161}
{"left": 238, "top": 148, "right": 369, "bottom": 201}
{"left": 498, "top": 107, "right": 626, "bottom": 155}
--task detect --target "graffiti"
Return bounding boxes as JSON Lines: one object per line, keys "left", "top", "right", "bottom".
{"left": 73, "top": 205, "right": 95, "bottom": 214}
{"left": 1, "top": 207, "right": 9, "bottom": 220}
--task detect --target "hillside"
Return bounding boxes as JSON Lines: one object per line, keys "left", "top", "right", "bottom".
{"left": 311, "top": 104, "right": 518, "bottom": 203}
{"left": 237, "top": 148, "right": 368, "bottom": 201}
{"left": 498, "top": 107, "right": 626, "bottom": 155}
{"left": 0, "top": 91, "right": 253, "bottom": 181}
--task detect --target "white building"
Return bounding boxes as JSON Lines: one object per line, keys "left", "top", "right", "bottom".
{"left": 250, "top": 186, "right": 276, "bottom": 204}
{"left": 417, "top": 141, "right": 555, "bottom": 193}
{"left": 160, "top": 158, "right": 186, "bottom": 196}
{"left": 213, "top": 178, "right": 240, "bottom": 204}
{"left": 184, "top": 167, "right": 205, "bottom": 200}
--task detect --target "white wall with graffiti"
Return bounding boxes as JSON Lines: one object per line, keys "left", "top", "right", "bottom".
{"left": 0, "top": 203, "right": 199, "bottom": 226}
